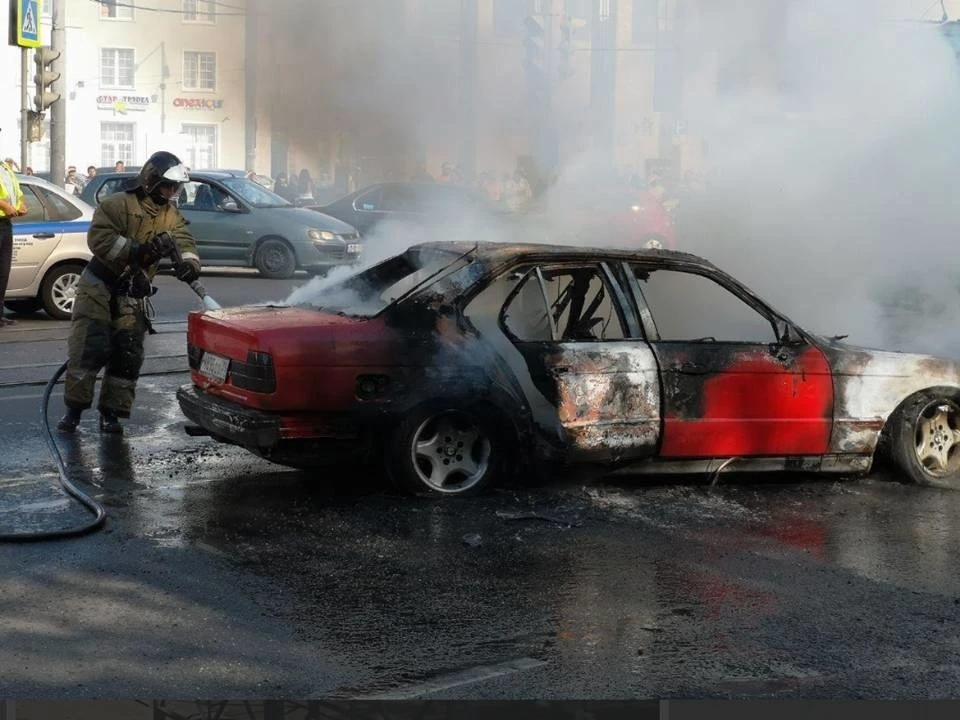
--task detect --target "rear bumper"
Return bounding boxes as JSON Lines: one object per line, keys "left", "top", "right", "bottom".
{"left": 177, "top": 384, "right": 280, "bottom": 449}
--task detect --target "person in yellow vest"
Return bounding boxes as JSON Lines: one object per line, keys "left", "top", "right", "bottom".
{"left": 58, "top": 151, "right": 200, "bottom": 434}
{"left": 0, "top": 154, "right": 28, "bottom": 327}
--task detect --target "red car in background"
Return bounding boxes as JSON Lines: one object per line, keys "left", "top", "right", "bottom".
{"left": 555, "top": 187, "right": 678, "bottom": 250}
{"left": 178, "top": 241, "right": 960, "bottom": 497}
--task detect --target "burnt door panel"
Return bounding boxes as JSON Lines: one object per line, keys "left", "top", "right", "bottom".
{"left": 502, "top": 264, "right": 661, "bottom": 462}
{"left": 517, "top": 341, "right": 661, "bottom": 462}
{"left": 654, "top": 342, "right": 833, "bottom": 457}
{"left": 630, "top": 265, "right": 833, "bottom": 459}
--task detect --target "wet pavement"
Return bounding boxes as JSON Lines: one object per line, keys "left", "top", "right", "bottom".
{"left": 2, "top": 281, "right": 960, "bottom": 698}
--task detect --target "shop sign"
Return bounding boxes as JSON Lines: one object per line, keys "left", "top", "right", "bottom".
{"left": 173, "top": 97, "right": 225, "bottom": 110}
{"left": 96, "top": 94, "right": 151, "bottom": 114}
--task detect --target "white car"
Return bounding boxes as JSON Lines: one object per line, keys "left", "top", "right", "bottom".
{"left": 5, "top": 175, "right": 93, "bottom": 320}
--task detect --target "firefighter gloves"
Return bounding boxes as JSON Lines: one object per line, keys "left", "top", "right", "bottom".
{"left": 174, "top": 259, "right": 201, "bottom": 283}
{"left": 135, "top": 232, "right": 177, "bottom": 268}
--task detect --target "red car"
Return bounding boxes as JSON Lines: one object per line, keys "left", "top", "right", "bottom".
{"left": 178, "top": 242, "right": 960, "bottom": 496}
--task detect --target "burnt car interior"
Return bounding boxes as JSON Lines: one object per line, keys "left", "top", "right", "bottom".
{"left": 501, "top": 264, "right": 628, "bottom": 343}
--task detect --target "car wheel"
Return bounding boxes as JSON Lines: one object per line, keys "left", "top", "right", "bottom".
{"left": 892, "top": 390, "right": 960, "bottom": 489}
{"left": 40, "top": 263, "right": 85, "bottom": 320}
{"left": 254, "top": 238, "right": 297, "bottom": 279}
{"left": 4, "top": 298, "right": 42, "bottom": 315}
{"left": 388, "top": 405, "right": 503, "bottom": 497}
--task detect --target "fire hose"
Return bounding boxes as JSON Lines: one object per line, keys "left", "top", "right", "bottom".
{"left": 0, "top": 271, "right": 220, "bottom": 543}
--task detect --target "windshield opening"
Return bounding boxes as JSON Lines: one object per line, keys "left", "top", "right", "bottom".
{"left": 295, "top": 246, "right": 475, "bottom": 316}
{"left": 220, "top": 178, "right": 291, "bottom": 208}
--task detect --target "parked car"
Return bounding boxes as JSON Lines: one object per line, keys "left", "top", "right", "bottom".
{"left": 80, "top": 171, "right": 361, "bottom": 279}
{"left": 307, "top": 182, "right": 497, "bottom": 236}
{"left": 178, "top": 241, "right": 960, "bottom": 497}
{"left": 4, "top": 175, "right": 94, "bottom": 320}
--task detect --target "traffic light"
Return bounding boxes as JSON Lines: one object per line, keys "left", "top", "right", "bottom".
{"left": 522, "top": 15, "right": 547, "bottom": 100}
{"left": 33, "top": 47, "right": 61, "bottom": 113}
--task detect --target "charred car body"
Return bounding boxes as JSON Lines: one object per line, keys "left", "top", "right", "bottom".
{"left": 178, "top": 242, "right": 960, "bottom": 496}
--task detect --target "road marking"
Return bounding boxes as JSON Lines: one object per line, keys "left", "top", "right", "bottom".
{"left": 351, "top": 657, "right": 547, "bottom": 699}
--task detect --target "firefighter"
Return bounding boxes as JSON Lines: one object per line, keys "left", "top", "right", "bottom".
{"left": 58, "top": 151, "right": 201, "bottom": 435}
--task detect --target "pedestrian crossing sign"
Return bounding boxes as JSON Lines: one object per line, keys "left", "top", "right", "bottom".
{"left": 14, "top": 0, "right": 42, "bottom": 48}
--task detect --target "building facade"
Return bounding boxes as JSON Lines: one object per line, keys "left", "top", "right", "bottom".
{"left": 1, "top": 0, "right": 247, "bottom": 176}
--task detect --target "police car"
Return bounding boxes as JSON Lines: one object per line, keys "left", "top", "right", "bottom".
{"left": 5, "top": 175, "right": 94, "bottom": 320}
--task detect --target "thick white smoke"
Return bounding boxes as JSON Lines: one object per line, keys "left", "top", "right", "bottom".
{"left": 281, "top": 0, "right": 960, "bottom": 359}
{"left": 674, "top": 0, "right": 960, "bottom": 356}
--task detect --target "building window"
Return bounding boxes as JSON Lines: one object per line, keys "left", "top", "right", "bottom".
{"left": 100, "top": 0, "right": 134, "bottom": 20}
{"left": 493, "top": 0, "right": 528, "bottom": 36}
{"left": 598, "top": 0, "right": 613, "bottom": 21}
{"left": 100, "top": 122, "right": 135, "bottom": 167}
{"left": 183, "top": 51, "right": 217, "bottom": 91}
{"left": 632, "top": 0, "right": 657, "bottom": 44}
{"left": 100, "top": 48, "right": 135, "bottom": 89}
{"left": 182, "top": 124, "right": 218, "bottom": 169}
{"left": 565, "top": 0, "right": 591, "bottom": 22}
{"left": 183, "top": 0, "right": 215, "bottom": 23}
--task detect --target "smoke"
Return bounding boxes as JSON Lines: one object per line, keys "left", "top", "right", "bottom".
{"left": 270, "top": 0, "right": 960, "bottom": 358}
{"left": 672, "top": 0, "right": 960, "bottom": 356}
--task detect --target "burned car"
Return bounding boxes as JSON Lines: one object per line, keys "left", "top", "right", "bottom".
{"left": 177, "top": 242, "right": 960, "bottom": 496}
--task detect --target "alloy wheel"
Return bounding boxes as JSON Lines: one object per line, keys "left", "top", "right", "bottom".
{"left": 913, "top": 399, "right": 960, "bottom": 477}
{"left": 410, "top": 410, "right": 492, "bottom": 494}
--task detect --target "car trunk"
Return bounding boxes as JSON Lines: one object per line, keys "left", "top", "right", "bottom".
{"left": 186, "top": 306, "right": 401, "bottom": 412}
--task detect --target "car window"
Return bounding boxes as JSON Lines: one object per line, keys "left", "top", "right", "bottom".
{"left": 12, "top": 186, "right": 47, "bottom": 224}
{"left": 633, "top": 267, "right": 778, "bottom": 343}
{"left": 380, "top": 185, "right": 422, "bottom": 213}
{"left": 502, "top": 265, "right": 627, "bottom": 342}
{"left": 220, "top": 177, "right": 289, "bottom": 208}
{"left": 178, "top": 181, "right": 230, "bottom": 212}
{"left": 353, "top": 187, "right": 383, "bottom": 212}
{"left": 501, "top": 269, "right": 552, "bottom": 341}
{"left": 95, "top": 178, "right": 128, "bottom": 204}
{"left": 33, "top": 186, "right": 82, "bottom": 221}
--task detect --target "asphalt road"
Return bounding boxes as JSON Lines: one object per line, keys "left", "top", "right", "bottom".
{"left": 1, "top": 273, "right": 960, "bottom": 700}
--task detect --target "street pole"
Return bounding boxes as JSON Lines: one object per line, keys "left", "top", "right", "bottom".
{"left": 50, "top": 0, "right": 65, "bottom": 185}
{"left": 458, "top": 0, "right": 478, "bottom": 182}
{"left": 20, "top": 47, "right": 28, "bottom": 171}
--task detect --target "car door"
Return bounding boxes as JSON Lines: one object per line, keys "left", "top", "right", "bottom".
{"left": 624, "top": 262, "right": 833, "bottom": 458}
{"left": 177, "top": 180, "right": 252, "bottom": 263}
{"left": 6, "top": 185, "right": 59, "bottom": 292}
{"left": 496, "top": 261, "right": 661, "bottom": 462}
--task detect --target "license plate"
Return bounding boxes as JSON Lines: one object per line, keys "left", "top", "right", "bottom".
{"left": 199, "top": 352, "right": 230, "bottom": 383}
{"left": 347, "top": 243, "right": 361, "bottom": 254}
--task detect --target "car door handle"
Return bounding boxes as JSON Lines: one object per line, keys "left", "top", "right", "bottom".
{"left": 671, "top": 362, "right": 708, "bottom": 375}
{"left": 32, "top": 232, "right": 55, "bottom": 239}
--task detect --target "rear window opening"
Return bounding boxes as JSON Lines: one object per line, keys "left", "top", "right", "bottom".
{"left": 293, "top": 245, "right": 476, "bottom": 317}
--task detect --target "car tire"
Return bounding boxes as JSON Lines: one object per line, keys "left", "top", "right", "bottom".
{"left": 891, "top": 389, "right": 960, "bottom": 489}
{"left": 387, "top": 403, "right": 505, "bottom": 497}
{"left": 40, "top": 263, "right": 85, "bottom": 320}
{"left": 254, "top": 238, "right": 297, "bottom": 279}
{"left": 4, "top": 298, "right": 42, "bottom": 315}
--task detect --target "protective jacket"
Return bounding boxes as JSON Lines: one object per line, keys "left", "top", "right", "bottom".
{"left": 89, "top": 189, "right": 198, "bottom": 279}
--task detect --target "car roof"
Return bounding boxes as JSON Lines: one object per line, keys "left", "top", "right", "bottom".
{"left": 16, "top": 173, "right": 96, "bottom": 215}
{"left": 92, "top": 170, "right": 236, "bottom": 181}
{"left": 415, "top": 240, "right": 715, "bottom": 269}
